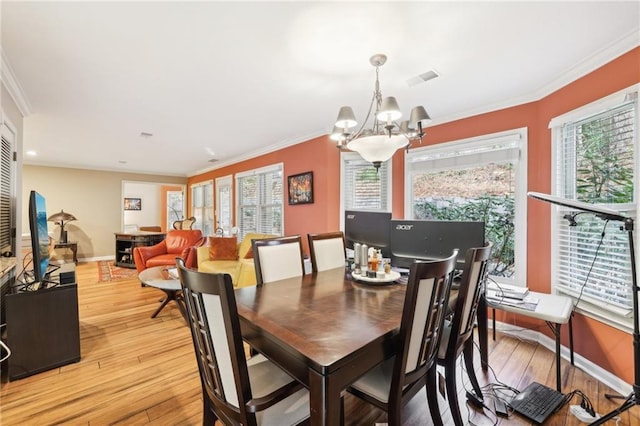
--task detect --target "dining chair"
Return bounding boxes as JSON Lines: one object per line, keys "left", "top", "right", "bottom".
{"left": 307, "top": 231, "right": 346, "bottom": 273}
{"left": 346, "top": 250, "right": 459, "bottom": 426}
{"left": 175, "top": 258, "right": 310, "bottom": 426}
{"left": 436, "top": 243, "right": 492, "bottom": 426}
{"left": 252, "top": 235, "right": 305, "bottom": 285}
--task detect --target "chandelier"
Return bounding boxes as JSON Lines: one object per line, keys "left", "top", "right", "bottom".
{"left": 330, "top": 54, "right": 431, "bottom": 170}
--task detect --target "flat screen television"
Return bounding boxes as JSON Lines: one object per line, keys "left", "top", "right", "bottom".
{"left": 344, "top": 210, "right": 392, "bottom": 258}
{"left": 390, "top": 219, "right": 485, "bottom": 269}
{"left": 28, "top": 190, "right": 51, "bottom": 284}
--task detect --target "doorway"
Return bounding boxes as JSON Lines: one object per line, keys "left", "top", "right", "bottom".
{"left": 122, "top": 181, "right": 186, "bottom": 232}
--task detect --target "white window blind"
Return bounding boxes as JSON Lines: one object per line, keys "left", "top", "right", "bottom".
{"left": 236, "top": 164, "right": 283, "bottom": 240}
{"left": 191, "top": 181, "right": 213, "bottom": 236}
{"left": 342, "top": 154, "right": 390, "bottom": 211}
{"left": 554, "top": 100, "right": 636, "bottom": 320}
{"left": 0, "top": 134, "right": 13, "bottom": 252}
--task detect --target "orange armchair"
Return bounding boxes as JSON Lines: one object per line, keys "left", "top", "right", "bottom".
{"left": 133, "top": 229, "right": 205, "bottom": 273}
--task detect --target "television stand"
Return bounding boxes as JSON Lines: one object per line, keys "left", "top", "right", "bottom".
{"left": 5, "top": 264, "right": 80, "bottom": 381}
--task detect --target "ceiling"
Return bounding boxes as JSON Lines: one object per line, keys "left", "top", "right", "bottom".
{"left": 2, "top": 1, "right": 639, "bottom": 177}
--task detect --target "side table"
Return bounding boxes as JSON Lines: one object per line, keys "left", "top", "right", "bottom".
{"left": 488, "top": 291, "right": 574, "bottom": 391}
{"left": 138, "top": 266, "right": 186, "bottom": 321}
{"left": 54, "top": 241, "right": 78, "bottom": 264}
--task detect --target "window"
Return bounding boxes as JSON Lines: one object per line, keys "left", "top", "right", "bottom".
{"left": 405, "top": 129, "right": 528, "bottom": 284}
{"left": 191, "top": 181, "right": 213, "bottom": 236}
{"left": 236, "top": 164, "right": 283, "bottom": 240}
{"left": 166, "top": 190, "right": 184, "bottom": 230}
{"left": 341, "top": 152, "right": 391, "bottom": 214}
{"left": 215, "top": 175, "right": 232, "bottom": 235}
{"left": 551, "top": 86, "right": 638, "bottom": 330}
{"left": 0, "top": 117, "right": 15, "bottom": 255}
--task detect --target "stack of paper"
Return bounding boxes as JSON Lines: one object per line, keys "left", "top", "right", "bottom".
{"left": 486, "top": 282, "right": 529, "bottom": 300}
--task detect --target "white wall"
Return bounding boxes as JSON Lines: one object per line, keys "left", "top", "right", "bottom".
{"left": 123, "top": 182, "right": 162, "bottom": 229}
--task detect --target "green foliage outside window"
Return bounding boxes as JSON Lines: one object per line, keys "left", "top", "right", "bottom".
{"left": 414, "top": 194, "right": 515, "bottom": 277}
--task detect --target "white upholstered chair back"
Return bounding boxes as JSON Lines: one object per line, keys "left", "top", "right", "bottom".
{"left": 402, "top": 251, "right": 458, "bottom": 375}
{"left": 252, "top": 235, "right": 305, "bottom": 285}
{"left": 308, "top": 232, "right": 346, "bottom": 272}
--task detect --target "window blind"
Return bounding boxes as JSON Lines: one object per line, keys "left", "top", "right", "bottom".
{"left": 343, "top": 155, "right": 390, "bottom": 211}
{"left": 407, "top": 134, "right": 520, "bottom": 173}
{"left": 554, "top": 102, "right": 636, "bottom": 316}
{"left": 0, "top": 135, "right": 12, "bottom": 252}
{"left": 191, "top": 182, "right": 213, "bottom": 235}
{"left": 237, "top": 165, "right": 283, "bottom": 240}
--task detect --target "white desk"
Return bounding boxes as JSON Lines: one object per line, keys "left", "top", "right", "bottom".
{"left": 487, "top": 291, "right": 574, "bottom": 391}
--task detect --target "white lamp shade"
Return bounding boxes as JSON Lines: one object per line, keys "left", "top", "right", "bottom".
{"left": 376, "top": 97, "right": 402, "bottom": 122}
{"left": 330, "top": 125, "right": 346, "bottom": 142}
{"left": 335, "top": 106, "right": 357, "bottom": 129}
{"left": 399, "top": 121, "right": 417, "bottom": 138}
{"left": 409, "top": 106, "right": 431, "bottom": 125}
{"left": 347, "top": 134, "right": 408, "bottom": 164}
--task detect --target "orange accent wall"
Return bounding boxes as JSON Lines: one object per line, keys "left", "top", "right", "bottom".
{"left": 189, "top": 47, "right": 640, "bottom": 383}
{"left": 187, "top": 135, "right": 342, "bottom": 255}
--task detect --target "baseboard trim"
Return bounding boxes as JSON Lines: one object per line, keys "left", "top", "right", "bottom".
{"left": 490, "top": 320, "right": 632, "bottom": 396}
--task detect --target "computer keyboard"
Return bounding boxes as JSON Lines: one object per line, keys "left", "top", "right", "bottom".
{"left": 510, "top": 381, "right": 565, "bottom": 424}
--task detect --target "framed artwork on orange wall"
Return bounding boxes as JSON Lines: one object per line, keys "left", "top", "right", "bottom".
{"left": 287, "top": 171, "right": 313, "bottom": 205}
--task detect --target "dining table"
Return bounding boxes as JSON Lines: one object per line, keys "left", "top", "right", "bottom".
{"left": 234, "top": 266, "right": 489, "bottom": 426}
{"left": 235, "top": 266, "right": 406, "bottom": 426}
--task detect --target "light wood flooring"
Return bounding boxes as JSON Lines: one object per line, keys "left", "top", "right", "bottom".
{"left": 1, "top": 261, "right": 639, "bottom": 425}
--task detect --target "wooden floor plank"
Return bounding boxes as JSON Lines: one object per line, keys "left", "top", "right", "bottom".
{"left": 2, "top": 261, "right": 639, "bottom": 425}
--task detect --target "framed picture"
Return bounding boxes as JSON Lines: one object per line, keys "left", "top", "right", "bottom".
{"left": 124, "top": 197, "right": 142, "bottom": 211}
{"left": 288, "top": 171, "right": 314, "bottom": 205}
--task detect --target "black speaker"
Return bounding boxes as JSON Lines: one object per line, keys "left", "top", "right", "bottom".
{"left": 59, "top": 270, "right": 76, "bottom": 285}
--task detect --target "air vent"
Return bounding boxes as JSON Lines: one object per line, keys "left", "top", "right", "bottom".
{"left": 208, "top": 158, "right": 219, "bottom": 163}
{"left": 140, "top": 132, "right": 153, "bottom": 138}
{"left": 407, "top": 69, "right": 440, "bottom": 87}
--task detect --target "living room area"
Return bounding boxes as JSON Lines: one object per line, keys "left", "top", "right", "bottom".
{"left": 2, "top": 2, "right": 640, "bottom": 425}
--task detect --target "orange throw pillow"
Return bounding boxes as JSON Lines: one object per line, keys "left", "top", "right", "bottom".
{"left": 208, "top": 236, "right": 238, "bottom": 261}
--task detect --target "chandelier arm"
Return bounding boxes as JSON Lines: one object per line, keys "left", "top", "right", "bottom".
{"left": 349, "top": 91, "right": 378, "bottom": 141}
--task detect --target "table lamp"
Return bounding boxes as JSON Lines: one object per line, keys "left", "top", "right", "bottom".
{"left": 48, "top": 210, "right": 77, "bottom": 243}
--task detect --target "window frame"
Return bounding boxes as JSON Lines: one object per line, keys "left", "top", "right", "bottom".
{"left": 235, "top": 163, "right": 284, "bottom": 240}
{"left": 190, "top": 180, "right": 213, "bottom": 236}
{"left": 0, "top": 114, "right": 16, "bottom": 255}
{"left": 215, "top": 175, "right": 233, "bottom": 235}
{"left": 404, "top": 128, "right": 528, "bottom": 286}
{"left": 550, "top": 83, "right": 639, "bottom": 332}
{"left": 339, "top": 152, "right": 392, "bottom": 230}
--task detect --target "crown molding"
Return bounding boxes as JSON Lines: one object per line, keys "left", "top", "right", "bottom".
{"left": 189, "top": 129, "right": 328, "bottom": 176}
{"left": 1, "top": 48, "right": 32, "bottom": 117}
{"left": 432, "top": 30, "right": 639, "bottom": 128}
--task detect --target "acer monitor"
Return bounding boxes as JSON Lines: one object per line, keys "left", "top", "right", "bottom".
{"left": 390, "top": 219, "right": 485, "bottom": 269}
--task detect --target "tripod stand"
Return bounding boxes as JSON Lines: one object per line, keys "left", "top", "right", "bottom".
{"left": 527, "top": 192, "right": 639, "bottom": 424}
{"left": 590, "top": 216, "right": 639, "bottom": 424}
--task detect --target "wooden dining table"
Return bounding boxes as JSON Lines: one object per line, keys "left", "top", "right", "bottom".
{"left": 235, "top": 266, "right": 490, "bottom": 425}
{"left": 235, "top": 266, "right": 406, "bottom": 426}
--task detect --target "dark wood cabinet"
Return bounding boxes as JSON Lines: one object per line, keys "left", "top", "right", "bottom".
{"left": 6, "top": 265, "right": 80, "bottom": 381}
{"left": 114, "top": 232, "right": 165, "bottom": 268}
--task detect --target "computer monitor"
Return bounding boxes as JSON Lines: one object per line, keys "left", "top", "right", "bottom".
{"left": 28, "top": 190, "right": 51, "bottom": 284}
{"left": 390, "top": 219, "right": 485, "bottom": 269}
{"left": 344, "top": 210, "right": 392, "bottom": 258}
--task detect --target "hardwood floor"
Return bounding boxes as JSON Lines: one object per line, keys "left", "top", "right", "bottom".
{"left": 1, "top": 261, "right": 638, "bottom": 425}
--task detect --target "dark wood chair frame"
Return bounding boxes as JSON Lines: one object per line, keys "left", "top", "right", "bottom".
{"left": 437, "top": 243, "right": 492, "bottom": 426}
{"left": 252, "top": 235, "right": 305, "bottom": 285}
{"left": 346, "top": 250, "right": 459, "bottom": 426}
{"left": 175, "top": 258, "right": 308, "bottom": 426}
{"left": 307, "top": 231, "right": 346, "bottom": 273}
